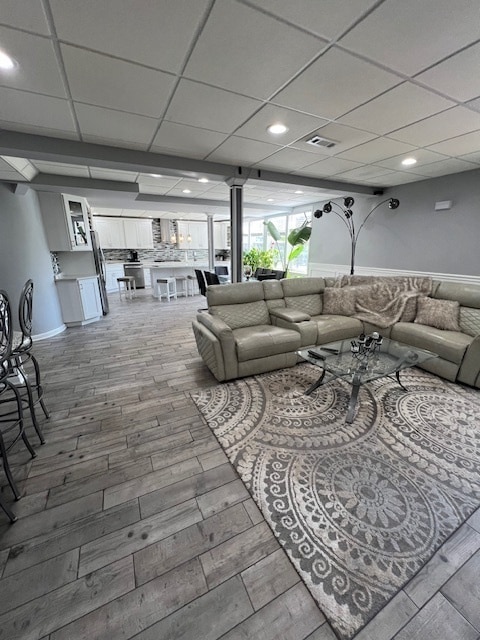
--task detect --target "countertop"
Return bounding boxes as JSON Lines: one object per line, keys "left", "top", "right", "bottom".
{"left": 54, "top": 274, "right": 99, "bottom": 281}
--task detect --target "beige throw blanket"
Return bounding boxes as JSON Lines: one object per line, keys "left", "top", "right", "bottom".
{"left": 332, "top": 276, "right": 433, "bottom": 328}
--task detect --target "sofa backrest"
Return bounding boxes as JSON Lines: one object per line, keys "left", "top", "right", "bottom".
{"left": 262, "top": 280, "right": 286, "bottom": 310}
{"left": 208, "top": 281, "right": 271, "bottom": 329}
{"left": 281, "top": 277, "right": 325, "bottom": 316}
{"left": 433, "top": 281, "right": 480, "bottom": 336}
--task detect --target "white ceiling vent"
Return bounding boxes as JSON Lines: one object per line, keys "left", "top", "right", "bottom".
{"left": 305, "top": 135, "right": 336, "bottom": 149}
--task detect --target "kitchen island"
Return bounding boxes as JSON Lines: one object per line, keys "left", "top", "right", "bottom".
{"left": 145, "top": 262, "right": 229, "bottom": 298}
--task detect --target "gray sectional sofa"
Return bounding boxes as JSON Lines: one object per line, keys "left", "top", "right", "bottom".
{"left": 192, "top": 276, "right": 480, "bottom": 389}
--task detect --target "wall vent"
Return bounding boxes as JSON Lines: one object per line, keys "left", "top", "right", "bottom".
{"left": 305, "top": 135, "right": 336, "bottom": 149}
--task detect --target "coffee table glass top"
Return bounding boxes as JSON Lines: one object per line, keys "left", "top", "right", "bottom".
{"left": 297, "top": 336, "right": 437, "bottom": 423}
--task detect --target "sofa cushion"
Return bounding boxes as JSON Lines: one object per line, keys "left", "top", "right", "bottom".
{"left": 207, "top": 281, "right": 264, "bottom": 306}
{"left": 233, "top": 325, "right": 301, "bottom": 362}
{"left": 311, "top": 315, "right": 364, "bottom": 344}
{"left": 322, "top": 287, "right": 356, "bottom": 316}
{"left": 460, "top": 307, "right": 480, "bottom": 337}
{"left": 210, "top": 300, "right": 270, "bottom": 329}
{"left": 285, "top": 293, "right": 322, "bottom": 316}
{"left": 400, "top": 295, "right": 418, "bottom": 322}
{"left": 434, "top": 281, "right": 480, "bottom": 308}
{"left": 391, "top": 323, "right": 471, "bottom": 364}
{"left": 281, "top": 276, "right": 325, "bottom": 297}
{"left": 415, "top": 297, "right": 461, "bottom": 331}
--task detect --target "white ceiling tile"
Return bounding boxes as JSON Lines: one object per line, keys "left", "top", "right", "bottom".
{"left": 150, "top": 122, "right": 228, "bottom": 159}
{"left": 253, "top": 148, "right": 327, "bottom": 171}
{"left": 375, "top": 149, "right": 449, "bottom": 171}
{"left": 165, "top": 79, "right": 262, "bottom": 134}
{"left": 274, "top": 47, "right": 400, "bottom": 119}
{"left": 465, "top": 97, "right": 480, "bottom": 113}
{"left": 89, "top": 168, "right": 138, "bottom": 182}
{"left": 138, "top": 184, "right": 183, "bottom": 195}
{"left": 206, "top": 136, "right": 282, "bottom": 165}
{"left": 75, "top": 104, "right": 158, "bottom": 148}
{"left": 338, "top": 83, "right": 454, "bottom": 134}
{"left": 340, "top": 0, "right": 480, "bottom": 75}
{"left": 185, "top": 0, "right": 326, "bottom": 99}
{"left": 389, "top": 106, "right": 480, "bottom": 146}
{"left": 61, "top": 45, "right": 175, "bottom": 118}
{"left": 458, "top": 151, "right": 480, "bottom": 165}
{"left": 0, "top": 87, "right": 76, "bottom": 133}
{"left": 33, "top": 161, "right": 90, "bottom": 177}
{"left": 0, "top": 0, "right": 50, "bottom": 34}
{"left": 416, "top": 42, "right": 480, "bottom": 102}
{"left": 377, "top": 172, "right": 426, "bottom": 186}
{"left": 427, "top": 131, "right": 480, "bottom": 156}
{"left": 245, "top": 0, "right": 378, "bottom": 40}
{"left": 50, "top": 0, "right": 210, "bottom": 73}
{"left": 337, "top": 138, "right": 416, "bottom": 163}
{"left": 336, "top": 165, "right": 394, "bottom": 181}
{"left": 0, "top": 120, "right": 80, "bottom": 141}
{"left": 295, "top": 157, "right": 363, "bottom": 177}
{"left": 411, "top": 157, "right": 478, "bottom": 177}
{"left": 235, "top": 104, "right": 329, "bottom": 145}
{"left": 0, "top": 26, "right": 67, "bottom": 97}
{"left": 291, "top": 123, "right": 377, "bottom": 155}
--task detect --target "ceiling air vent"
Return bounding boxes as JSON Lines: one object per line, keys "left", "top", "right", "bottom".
{"left": 305, "top": 135, "right": 336, "bottom": 149}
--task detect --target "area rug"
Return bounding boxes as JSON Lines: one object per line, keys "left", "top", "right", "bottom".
{"left": 192, "top": 365, "right": 480, "bottom": 639}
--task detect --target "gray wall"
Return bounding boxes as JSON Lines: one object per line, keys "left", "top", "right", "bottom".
{"left": 0, "top": 184, "right": 64, "bottom": 336}
{"left": 309, "top": 168, "right": 480, "bottom": 276}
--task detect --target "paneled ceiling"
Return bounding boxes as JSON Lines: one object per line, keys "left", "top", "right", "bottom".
{"left": 1, "top": 0, "right": 480, "bottom": 219}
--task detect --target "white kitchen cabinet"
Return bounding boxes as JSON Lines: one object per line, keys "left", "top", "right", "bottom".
{"left": 105, "top": 263, "right": 125, "bottom": 292}
{"left": 55, "top": 276, "right": 102, "bottom": 326}
{"left": 94, "top": 217, "right": 125, "bottom": 249}
{"left": 177, "top": 221, "right": 208, "bottom": 249}
{"left": 39, "top": 192, "right": 91, "bottom": 251}
{"left": 92, "top": 217, "right": 153, "bottom": 248}
{"left": 123, "top": 218, "right": 153, "bottom": 249}
{"left": 214, "top": 222, "right": 230, "bottom": 249}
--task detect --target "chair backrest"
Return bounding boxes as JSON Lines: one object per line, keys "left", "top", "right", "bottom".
{"left": 214, "top": 265, "right": 229, "bottom": 276}
{"left": 0, "top": 290, "right": 13, "bottom": 365}
{"left": 256, "top": 273, "right": 277, "bottom": 281}
{"left": 274, "top": 270, "right": 286, "bottom": 279}
{"left": 254, "top": 268, "right": 268, "bottom": 278}
{"left": 194, "top": 269, "right": 207, "bottom": 296}
{"left": 18, "top": 279, "right": 34, "bottom": 351}
{"left": 204, "top": 271, "right": 220, "bottom": 286}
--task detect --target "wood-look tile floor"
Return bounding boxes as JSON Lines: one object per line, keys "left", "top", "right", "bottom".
{"left": 1, "top": 289, "right": 479, "bottom": 640}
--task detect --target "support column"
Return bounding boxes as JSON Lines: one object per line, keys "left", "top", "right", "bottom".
{"left": 227, "top": 180, "right": 245, "bottom": 283}
{"left": 207, "top": 213, "right": 215, "bottom": 272}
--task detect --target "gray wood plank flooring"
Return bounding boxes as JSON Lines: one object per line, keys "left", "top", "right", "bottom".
{"left": 1, "top": 290, "right": 479, "bottom": 639}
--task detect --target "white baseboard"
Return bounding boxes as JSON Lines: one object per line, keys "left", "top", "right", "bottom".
{"left": 33, "top": 323, "right": 67, "bottom": 341}
{"left": 308, "top": 263, "right": 480, "bottom": 286}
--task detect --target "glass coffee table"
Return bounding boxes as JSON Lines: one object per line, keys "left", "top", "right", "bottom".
{"left": 297, "top": 336, "right": 437, "bottom": 423}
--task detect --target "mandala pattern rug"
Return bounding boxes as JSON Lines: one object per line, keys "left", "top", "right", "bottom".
{"left": 191, "top": 365, "right": 480, "bottom": 639}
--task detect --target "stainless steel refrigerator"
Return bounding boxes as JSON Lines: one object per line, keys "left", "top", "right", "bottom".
{"left": 90, "top": 230, "right": 109, "bottom": 315}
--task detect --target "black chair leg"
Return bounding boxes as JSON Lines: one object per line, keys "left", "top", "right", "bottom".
{"left": 0, "top": 494, "right": 17, "bottom": 523}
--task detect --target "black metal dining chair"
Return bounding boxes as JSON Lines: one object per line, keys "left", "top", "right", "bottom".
{"left": 194, "top": 269, "right": 207, "bottom": 297}
{"left": 9, "top": 280, "right": 48, "bottom": 444}
{"left": 0, "top": 289, "right": 37, "bottom": 501}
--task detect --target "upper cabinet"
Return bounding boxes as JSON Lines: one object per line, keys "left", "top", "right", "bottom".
{"left": 39, "top": 192, "right": 92, "bottom": 252}
{"left": 177, "top": 221, "right": 208, "bottom": 249}
{"left": 92, "top": 217, "right": 153, "bottom": 249}
{"left": 214, "top": 222, "right": 230, "bottom": 250}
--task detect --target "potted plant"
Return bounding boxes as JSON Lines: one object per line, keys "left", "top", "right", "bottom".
{"left": 264, "top": 217, "right": 311, "bottom": 276}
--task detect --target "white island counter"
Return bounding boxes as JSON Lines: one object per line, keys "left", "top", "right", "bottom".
{"left": 145, "top": 262, "right": 229, "bottom": 298}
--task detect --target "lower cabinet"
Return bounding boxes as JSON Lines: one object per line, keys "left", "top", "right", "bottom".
{"left": 105, "top": 263, "right": 125, "bottom": 292}
{"left": 55, "top": 276, "right": 102, "bottom": 326}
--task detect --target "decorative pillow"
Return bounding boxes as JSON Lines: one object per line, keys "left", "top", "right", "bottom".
{"left": 322, "top": 287, "right": 357, "bottom": 316}
{"left": 414, "top": 297, "right": 461, "bottom": 331}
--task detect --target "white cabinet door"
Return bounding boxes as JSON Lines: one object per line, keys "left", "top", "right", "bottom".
{"left": 123, "top": 219, "right": 153, "bottom": 248}
{"left": 214, "top": 222, "right": 229, "bottom": 249}
{"left": 105, "top": 264, "right": 125, "bottom": 292}
{"left": 79, "top": 277, "right": 102, "bottom": 319}
{"left": 39, "top": 192, "right": 92, "bottom": 251}
{"left": 94, "top": 217, "right": 125, "bottom": 248}
{"left": 177, "top": 221, "right": 208, "bottom": 249}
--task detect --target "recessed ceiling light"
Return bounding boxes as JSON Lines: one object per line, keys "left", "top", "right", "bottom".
{"left": 182, "top": 189, "right": 191, "bottom": 194}
{"left": 198, "top": 178, "right": 209, "bottom": 183}
{"left": 294, "top": 190, "right": 303, "bottom": 194}
{"left": 149, "top": 173, "right": 162, "bottom": 177}
{"left": 0, "top": 49, "right": 15, "bottom": 70}
{"left": 267, "top": 123, "right": 288, "bottom": 135}
{"left": 401, "top": 157, "right": 417, "bottom": 166}
{"left": 267, "top": 198, "right": 274, "bottom": 202}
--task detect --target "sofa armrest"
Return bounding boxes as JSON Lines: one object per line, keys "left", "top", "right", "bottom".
{"left": 269, "top": 308, "right": 311, "bottom": 322}
{"left": 195, "top": 314, "right": 238, "bottom": 380}
{"left": 270, "top": 314, "right": 317, "bottom": 347}
{"left": 457, "top": 334, "right": 480, "bottom": 388}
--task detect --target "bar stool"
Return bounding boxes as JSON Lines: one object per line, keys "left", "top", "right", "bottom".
{"left": 156, "top": 278, "right": 177, "bottom": 302}
{"left": 117, "top": 276, "right": 136, "bottom": 300}
{"left": 187, "top": 274, "right": 197, "bottom": 295}
{"left": 174, "top": 275, "right": 195, "bottom": 297}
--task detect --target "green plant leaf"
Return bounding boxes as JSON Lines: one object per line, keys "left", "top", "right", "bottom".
{"left": 264, "top": 220, "right": 281, "bottom": 242}
{"left": 287, "top": 244, "right": 304, "bottom": 263}
{"left": 288, "top": 224, "right": 311, "bottom": 247}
